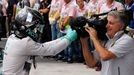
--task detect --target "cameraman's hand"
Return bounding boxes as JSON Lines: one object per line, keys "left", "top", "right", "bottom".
{"left": 85, "top": 27, "right": 98, "bottom": 40}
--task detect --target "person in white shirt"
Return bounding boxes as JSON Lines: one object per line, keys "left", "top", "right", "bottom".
{"left": 59, "top": 0, "right": 76, "bottom": 32}
{"left": 2, "top": 6, "right": 77, "bottom": 75}
{"left": 80, "top": 11, "right": 134, "bottom": 75}
{"left": 58, "top": 0, "right": 77, "bottom": 63}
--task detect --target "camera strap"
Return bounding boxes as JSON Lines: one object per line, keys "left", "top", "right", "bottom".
{"left": 104, "top": 32, "right": 124, "bottom": 47}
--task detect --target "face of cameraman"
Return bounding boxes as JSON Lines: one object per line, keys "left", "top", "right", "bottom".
{"left": 85, "top": 11, "right": 126, "bottom": 40}
{"left": 106, "top": 12, "right": 125, "bottom": 38}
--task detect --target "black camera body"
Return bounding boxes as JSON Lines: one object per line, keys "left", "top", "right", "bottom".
{"left": 70, "top": 16, "right": 108, "bottom": 40}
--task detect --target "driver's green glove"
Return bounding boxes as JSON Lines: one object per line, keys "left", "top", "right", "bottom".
{"left": 63, "top": 28, "right": 77, "bottom": 43}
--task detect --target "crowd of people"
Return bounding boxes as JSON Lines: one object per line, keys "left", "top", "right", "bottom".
{"left": 0, "top": 0, "right": 134, "bottom": 75}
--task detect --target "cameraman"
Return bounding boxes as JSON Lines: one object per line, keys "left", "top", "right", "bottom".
{"left": 80, "top": 11, "right": 134, "bottom": 75}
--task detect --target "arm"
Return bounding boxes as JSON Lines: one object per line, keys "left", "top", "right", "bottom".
{"left": 12, "top": 4, "right": 17, "bottom": 20}
{"left": 49, "top": 10, "right": 60, "bottom": 25}
{"left": 26, "top": 28, "right": 77, "bottom": 56}
{"left": 53, "top": 10, "right": 60, "bottom": 21}
{"left": 91, "top": 36, "right": 116, "bottom": 61}
{"left": 39, "top": 8, "right": 49, "bottom": 14}
{"left": 59, "top": 16, "right": 70, "bottom": 30}
{"left": 85, "top": 27, "right": 116, "bottom": 61}
{"left": 62, "top": 16, "right": 70, "bottom": 26}
{"left": 80, "top": 37, "right": 97, "bottom": 68}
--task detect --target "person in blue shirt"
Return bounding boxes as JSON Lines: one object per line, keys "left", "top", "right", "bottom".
{"left": 125, "top": 0, "right": 134, "bottom": 29}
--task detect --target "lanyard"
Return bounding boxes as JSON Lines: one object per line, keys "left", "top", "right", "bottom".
{"left": 104, "top": 33, "right": 124, "bottom": 47}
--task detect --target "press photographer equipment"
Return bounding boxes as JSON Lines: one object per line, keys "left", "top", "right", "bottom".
{"left": 69, "top": 8, "right": 133, "bottom": 40}
{"left": 69, "top": 14, "right": 108, "bottom": 40}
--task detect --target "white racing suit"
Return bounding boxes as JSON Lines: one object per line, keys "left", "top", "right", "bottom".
{"left": 2, "top": 34, "right": 70, "bottom": 75}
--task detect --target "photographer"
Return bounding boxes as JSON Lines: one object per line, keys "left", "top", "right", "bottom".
{"left": 2, "top": 7, "right": 77, "bottom": 75}
{"left": 80, "top": 11, "right": 134, "bottom": 75}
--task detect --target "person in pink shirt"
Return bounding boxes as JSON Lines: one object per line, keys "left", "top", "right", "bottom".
{"left": 59, "top": 0, "right": 76, "bottom": 32}
{"left": 97, "top": 0, "right": 106, "bottom": 9}
{"left": 74, "top": 0, "right": 88, "bottom": 63}
{"left": 76, "top": 0, "right": 88, "bottom": 17}
{"left": 58, "top": 0, "right": 77, "bottom": 63}
{"left": 49, "top": 0, "right": 63, "bottom": 21}
{"left": 98, "top": 0, "right": 124, "bottom": 14}
{"left": 87, "top": 0, "right": 98, "bottom": 17}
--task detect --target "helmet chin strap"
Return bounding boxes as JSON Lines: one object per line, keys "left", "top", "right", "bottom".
{"left": 25, "top": 28, "right": 39, "bottom": 41}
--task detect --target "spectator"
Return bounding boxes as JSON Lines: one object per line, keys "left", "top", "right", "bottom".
{"left": 58, "top": 0, "right": 76, "bottom": 63}
{"left": 6, "top": 0, "right": 18, "bottom": 36}
{"left": 76, "top": 0, "right": 88, "bottom": 17}
{"left": 73, "top": 0, "right": 88, "bottom": 63}
{"left": 80, "top": 11, "right": 134, "bottom": 75}
{"left": 49, "top": 0, "right": 63, "bottom": 40}
{"left": 1, "top": 0, "right": 8, "bottom": 38}
{"left": 98, "top": 0, "right": 124, "bottom": 18}
{"left": 59, "top": 0, "right": 76, "bottom": 31}
{"left": 87, "top": 0, "right": 98, "bottom": 17}
{"left": 39, "top": 0, "right": 52, "bottom": 43}
{"left": 48, "top": 0, "right": 64, "bottom": 60}
{"left": 125, "top": 0, "right": 134, "bottom": 37}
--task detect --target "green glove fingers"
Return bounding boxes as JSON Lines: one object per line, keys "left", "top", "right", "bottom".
{"left": 64, "top": 28, "right": 77, "bottom": 42}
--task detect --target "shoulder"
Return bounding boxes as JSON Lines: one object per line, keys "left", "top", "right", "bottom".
{"left": 119, "top": 34, "right": 134, "bottom": 44}
{"left": 123, "top": 34, "right": 134, "bottom": 39}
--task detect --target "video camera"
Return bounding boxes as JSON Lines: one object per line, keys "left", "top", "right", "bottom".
{"left": 70, "top": 8, "right": 133, "bottom": 40}
{"left": 70, "top": 13, "right": 108, "bottom": 40}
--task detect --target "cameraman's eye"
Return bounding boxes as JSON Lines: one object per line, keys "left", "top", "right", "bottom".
{"left": 108, "top": 21, "right": 114, "bottom": 25}
{"left": 108, "top": 20, "right": 119, "bottom": 25}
